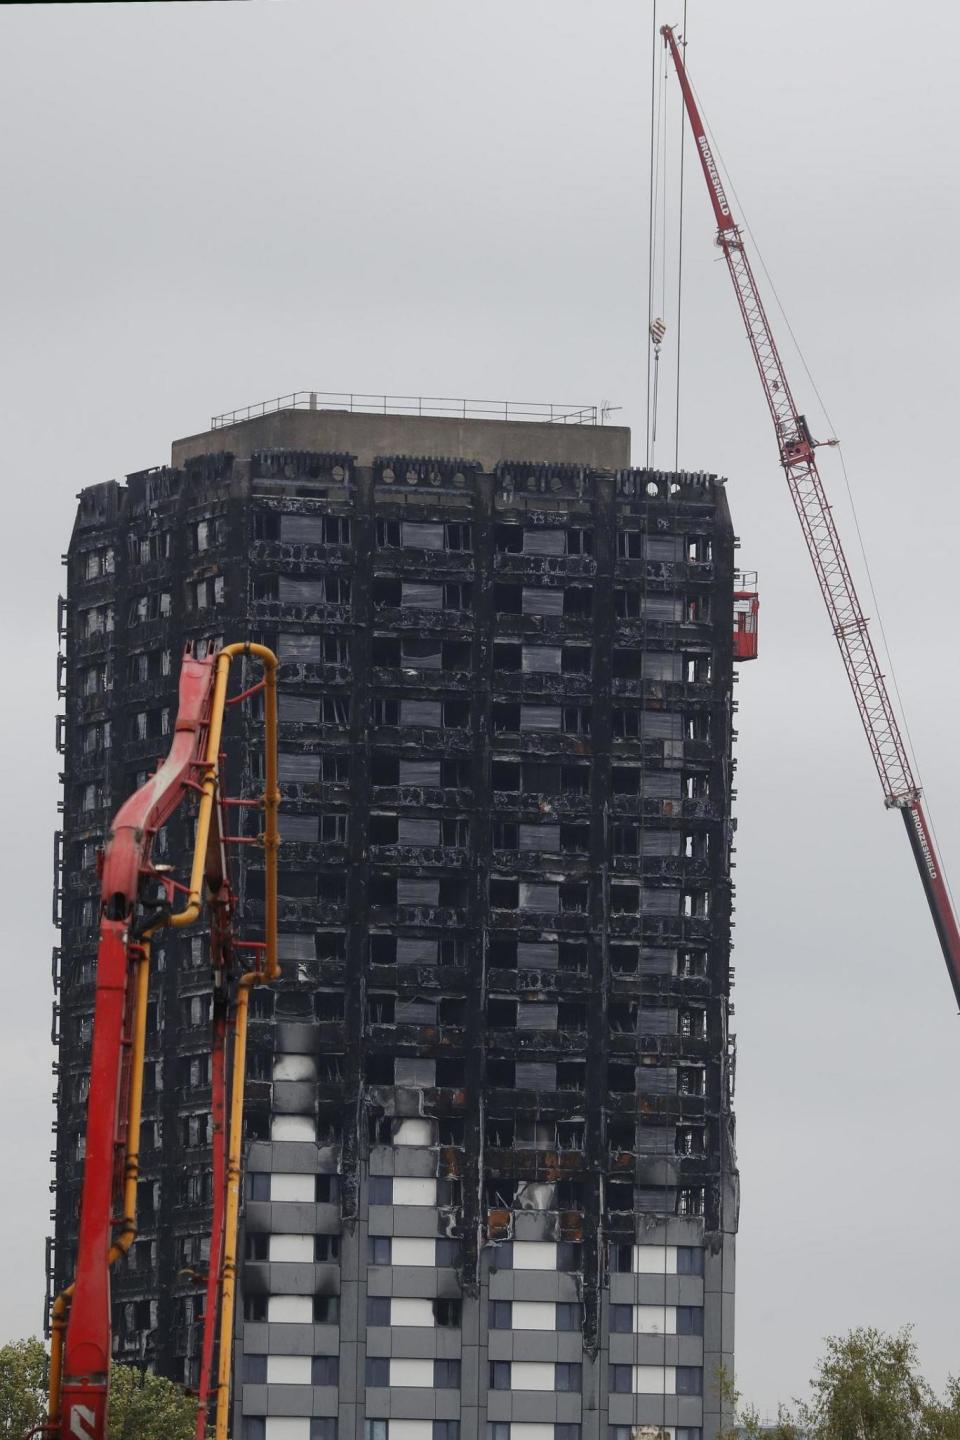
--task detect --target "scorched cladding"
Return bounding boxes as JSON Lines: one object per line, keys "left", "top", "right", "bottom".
{"left": 52, "top": 410, "right": 740, "bottom": 1440}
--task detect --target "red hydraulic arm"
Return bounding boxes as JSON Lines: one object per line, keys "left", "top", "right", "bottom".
{"left": 661, "top": 26, "right": 960, "bottom": 1009}
{"left": 44, "top": 641, "right": 279, "bottom": 1440}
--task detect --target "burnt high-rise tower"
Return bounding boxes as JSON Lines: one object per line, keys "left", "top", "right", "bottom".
{"left": 53, "top": 396, "right": 740, "bottom": 1440}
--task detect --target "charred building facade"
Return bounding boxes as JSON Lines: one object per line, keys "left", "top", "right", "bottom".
{"left": 53, "top": 402, "right": 739, "bottom": 1440}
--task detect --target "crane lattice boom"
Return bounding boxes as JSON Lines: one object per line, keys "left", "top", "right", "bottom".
{"left": 661, "top": 25, "right": 960, "bottom": 1006}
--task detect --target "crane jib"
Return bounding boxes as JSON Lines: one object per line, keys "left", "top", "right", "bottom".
{"left": 662, "top": 24, "right": 960, "bottom": 1006}
{"left": 696, "top": 134, "right": 732, "bottom": 221}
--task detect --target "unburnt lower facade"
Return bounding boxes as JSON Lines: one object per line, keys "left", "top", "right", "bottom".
{"left": 52, "top": 407, "right": 740, "bottom": 1440}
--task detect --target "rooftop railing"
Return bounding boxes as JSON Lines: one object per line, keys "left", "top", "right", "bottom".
{"left": 211, "top": 391, "right": 599, "bottom": 430}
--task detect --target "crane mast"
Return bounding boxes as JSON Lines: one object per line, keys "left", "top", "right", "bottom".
{"left": 661, "top": 25, "right": 960, "bottom": 1008}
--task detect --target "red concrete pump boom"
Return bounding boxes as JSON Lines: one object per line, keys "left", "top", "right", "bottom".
{"left": 43, "top": 641, "right": 280, "bottom": 1440}
{"left": 661, "top": 26, "right": 960, "bottom": 1008}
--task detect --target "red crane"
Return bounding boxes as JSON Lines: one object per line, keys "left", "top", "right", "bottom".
{"left": 43, "top": 641, "right": 280, "bottom": 1440}
{"left": 661, "top": 25, "right": 960, "bottom": 1008}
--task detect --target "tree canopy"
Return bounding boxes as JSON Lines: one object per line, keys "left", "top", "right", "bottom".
{"left": 0, "top": 1341, "right": 197, "bottom": 1440}
{"left": 0, "top": 1337, "right": 45, "bottom": 1440}
{"left": 728, "top": 1327, "right": 960, "bottom": 1440}
{"left": 104, "top": 1364, "right": 197, "bottom": 1440}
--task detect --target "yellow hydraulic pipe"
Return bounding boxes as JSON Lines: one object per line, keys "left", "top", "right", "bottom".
{"left": 46, "top": 1285, "right": 72, "bottom": 1432}
{"left": 214, "top": 976, "right": 253, "bottom": 1440}
{"left": 108, "top": 940, "right": 150, "bottom": 1265}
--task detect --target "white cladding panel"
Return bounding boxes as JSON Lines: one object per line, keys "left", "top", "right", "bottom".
{"left": 512, "top": 1301, "right": 556, "bottom": 1330}
{"left": 633, "top": 1244, "right": 678, "bottom": 1274}
{"left": 273, "top": 1055, "right": 316, "bottom": 1082}
{"left": 267, "top": 1295, "right": 312, "bottom": 1323}
{"left": 267, "top": 1354, "right": 312, "bottom": 1384}
{"left": 394, "top": 1118, "right": 435, "bottom": 1146}
{"left": 391, "top": 1298, "right": 435, "bottom": 1328}
{"left": 511, "top": 1362, "right": 555, "bottom": 1390}
{"left": 389, "top": 1359, "right": 435, "bottom": 1387}
{"left": 632, "top": 1365, "right": 677, "bottom": 1393}
{"left": 392, "top": 1238, "right": 437, "bottom": 1266}
{"left": 271, "top": 1115, "right": 315, "bottom": 1142}
{"left": 269, "top": 1234, "right": 313, "bottom": 1263}
{"left": 634, "top": 1305, "right": 677, "bottom": 1334}
{"left": 514, "top": 1241, "right": 557, "bottom": 1270}
{"left": 265, "top": 1422, "right": 310, "bottom": 1440}
{"left": 392, "top": 1177, "right": 437, "bottom": 1206}
{"left": 391, "top": 1111, "right": 434, "bottom": 1146}
{"left": 390, "top": 1425, "right": 434, "bottom": 1440}
{"left": 270, "top": 1173, "right": 315, "bottom": 1203}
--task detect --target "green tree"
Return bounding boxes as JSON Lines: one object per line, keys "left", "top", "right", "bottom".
{"left": 923, "top": 1375, "right": 960, "bottom": 1440}
{"left": 0, "top": 1342, "right": 199, "bottom": 1440}
{"left": 0, "top": 1337, "right": 46, "bottom": 1439}
{"left": 722, "top": 1327, "right": 960, "bottom": 1440}
{"left": 106, "top": 1364, "right": 197, "bottom": 1440}
{"left": 805, "top": 1327, "right": 928, "bottom": 1439}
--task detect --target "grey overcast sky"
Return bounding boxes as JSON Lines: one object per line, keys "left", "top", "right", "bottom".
{"left": 2, "top": 0, "right": 959, "bottom": 1415}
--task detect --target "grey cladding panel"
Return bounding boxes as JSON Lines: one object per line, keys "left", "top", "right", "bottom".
{"left": 517, "top": 1002, "right": 557, "bottom": 1030}
{"left": 642, "top": 712, "right": 683, "bottom": 741}
{"left": 640, "top": 831, "right": 682, "bottom": 857}
{"left": 641, "top": 1008, "right": 677, "bottom": 1036}
{"left": 522, "top": 646, "right": 561, "bottom": 674}
{"left": 398, "top": 817, "right": 441, "bottom": 845}
{"left": 396, "top": 999, "right": 438, "bottom": 1024}
{"left": 399, "top": 759, "right": 441, "bottom": 786}
{"left": 635, "top": 1127, "right": 676, "bottom": 1154}
{"left": 518, "top": 823, "right": 560, "bottom": 853}
{"left": 280, "top": 694, "right": 319, "bottom": 723}
{"left": 643, "top": 653, "right": 683, "bottom": 682}
{"left": 395, "top": 1058, "right": 436, "bottom": 1085}
{"left": 282, "top": 814, "right": 320, "bottom": 843}
{"left": 400, "top": 700, "right": 442, "bottom": 728}
{"left": 280, "top": 514, "right": 328, "bottom": 544}
{"left": 402, "top": 522, "right": 445, "bottom": 550}
{"left": 397, "top": 878, "right": 440, "bottom": 906}
{"left": 519, "top": 882, "right": 558, "bottom": 911}
{"left": 522, "top": 588, "right": 563, "bottom": 617}
{"left": 639, "top": 949, "right": 675, "bottom": 975}
{"left": 635, "top": 1187, "right": 676, "bottom": 1214}
{"left": 402, "top": 639, "right": 442, "bottom": 669}
{"left": 516, "top": 1062, "right": 557, "bottom": 1088}
{"left": 517, "top": 942, "right": 558, "bottom": 969}
{"left": 401, "top": 582, "right": 442, "bottom": 610}
{"left": 644, "top": 596, "right": 684, "bottom": 622}
{"left": 279, "top": 753, "right": 319, "bottom": 783}
{"left": 523, "top": 529, "right": 565, "bottom": 556}
{"left": 645, "top": 535, "right": 685, "bottom": 562}
{"left": 397, "top": 939, "right": 439, "bottom": 964}
{"left": 641, "top": 890, "right": 681, "bottom": 917}
{"left": 279, "top": 633, "right": 328, "bottom": 663}
{"left": 520, "top": 706, "right": 561, "bottom": 732}
{"left": 643, "top": 772, "right": 682, "bottom": 799}
{"left": 277, "top": 933, "right": 316, "bottom": 961}
{"left": 278, "top": 576, "right": 329, "bottom": 604}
